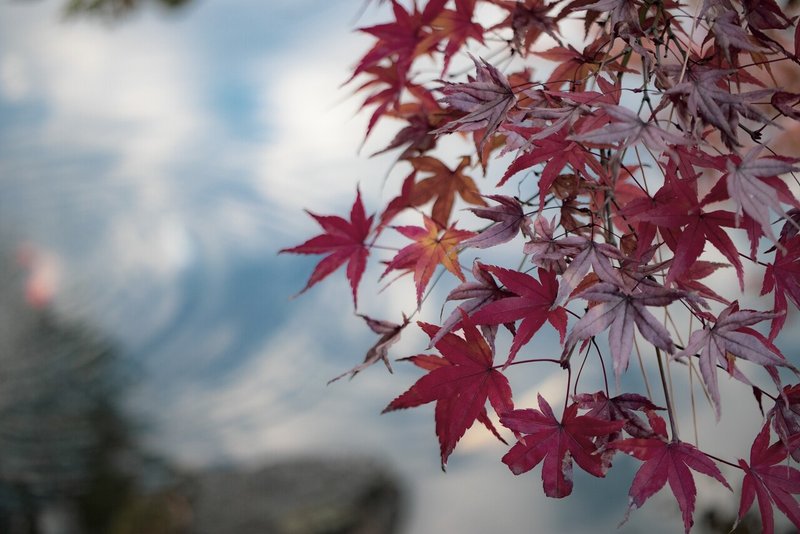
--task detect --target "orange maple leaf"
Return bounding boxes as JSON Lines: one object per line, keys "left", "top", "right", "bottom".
{"left": 408, "top": 156, "right": 487, "bottom": 227}
{"left": 382, "top": 215, "right": 474, "bottom": 306}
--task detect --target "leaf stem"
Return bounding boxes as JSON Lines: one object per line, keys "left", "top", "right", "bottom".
{"left": 656, "top": 347, "right": 680, "bottom": 442}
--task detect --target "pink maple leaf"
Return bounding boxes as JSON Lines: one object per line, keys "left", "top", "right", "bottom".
{"left": 461, "top": 195, "right": 529, "bottom": 249}
{"left": 673, "top": 302, "right": 793, "bottom": 418}
{"left": 722, "top": 147, "right": 800, "bottom": 242}
{"left": 565, "top": 280, "right": 681, "bottom": 386}
{"left": 569, "top": 104, "right": 690, "bottom": 152}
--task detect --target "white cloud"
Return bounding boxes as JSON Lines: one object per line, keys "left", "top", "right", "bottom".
{"left": 0, "top": 54, "right": 31, "bottom": 102}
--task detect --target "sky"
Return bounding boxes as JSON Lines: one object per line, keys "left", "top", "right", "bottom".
{"left": 0, "top": 1, "right": 794, "bottom": 532}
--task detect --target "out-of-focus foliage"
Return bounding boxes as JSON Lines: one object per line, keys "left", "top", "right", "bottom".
{"left": 64, "top": 0, "right": 192, "bottom": 18}
{"left": 0, "top": 246, "right": 158, "bottom": 534}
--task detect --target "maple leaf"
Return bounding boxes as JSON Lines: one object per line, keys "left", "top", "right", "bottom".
{"left": 372, "top": 85, "right": 444, "bottom": 159}
{"left": 491, "top": 0, "right": 559, "bottom": 55}
{"left": 353, "top": 63, "right": 409, "bottom": 141}
{"left": 383, "top": 314, "right": 514, "bottom": 469}
{"left": 381, "top": 215, "right": 474, "bottom": 306}
{"left": 408, "top": 155, "right": 486, "bottom": 227}
{"left": 673, "top": 261, "right": 731, "bottom": 307}
{"left": 512, "top": 96, "right": 597, "bottom": 145}
{"left": 566, "top": 281, "right": 681, "bottom": 386}
{"left": 523, "top": 215, "right": 577, "bottom": 273}
{"left": 768, "top": 383, "right": 800, "bottom": 461}
{"left": 470, "top": 265, "right": 567, "bottom": 366}
{"left": 435, "top": 55, "right": 517, "bottom": 147}
{"left": 351, "top": 0, "right": 443, "bottom": 82}
{"left": 761, "top": 236, "right": 800, "bottom": 339}
{"left": 625, "top": 176, "right": 744, "bottom": 288}
{"left": 742, "top": 0, "right": 793, "bottom": 30}
{"left": 534, "top": 37, "right": 622, "bottom": 91}
{"left": 280, "top": 189, "right": 373, "bottom": 308}
{"left": 721, "top": 147, "right": 800, "bottom": 242}
{"left": 554, "top": 236, "right": 625, "bottom": 305}
{"left": 664, "top": 68, "right": 773, "bottom": 147}
{"left": 378, "top": 171, "right": 415, "bottom": 231}
{"left": 501, "top": 395, "right": 624, "bottom": 498}
{"left": 328, "top": 314, "right": 409, "bottom": 384}
{"left": 430, "top": 259, "right": 514, "bottom": 348}
{"left": 736, "top": 423, "right": 800, "bottom": 534}
{"left": 460, "top": 195, "right": 529, "bottom": 249}
{"left": 771, "top": 92, "right": 800, "bottom": 122}
{"left": 498, "top": 128, "right": 606, "bottom": 210}
{"left": 673, "top": 302, "right": 793, "bottom": 418}
{"left": 426, "top": 0, "right": 485, "bottom": 75}
{"left": 708, "top": 10, "right": 765, "bottom": 61}
{"left": 580, "top": 0, "right": 642, "bottom": 28}
{"left": 614, "top": 412, "right": 731, "bottom": 533}
{"left": 569, "top": 104, "right": 690, "bottom": 152}
{"left": 574, "top": 391, "right": 664, "bottom": 469}
{"left": 574, "top": 391, "right": 663, "bottom": 440}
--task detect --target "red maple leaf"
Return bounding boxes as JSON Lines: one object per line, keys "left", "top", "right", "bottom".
{"left": 426, "top": 0, "right": 485, "bottom": 74}
{"left": 279, "top": 189, "right": 373, "bottom": 308}
{"left": 381, "top": 215, "right": 474, "bottom": 306}
{"left": 742, "top": 0, "right": 793, "bottom": 30}
{"left": 624, "top": 175, "right": 744, "bottom": 288}
{"left": 351, "top": 0, "right": 444, "bottom": 82}
{"left": 613, "top": 412, "right": 731, "bottom": 533}
{"left": 490, "top": 0, "right": 559, "bottom": 55}
{"left": 761, "top": 236, "right": 800, "bottom": 339}
{"left": 501, "top": 395, "right": 624, "bottom": 498}
{"left": 383, "top": 313, "right": 513, "bottom": 469}
{"left": 470, "top": 265, "right": 567, "bottom": 366}
{"left": 498, "top": 128, "right": 606, "bottom": 210}
{"left": 736, "top": 423, "right": 800, "bottom": 534}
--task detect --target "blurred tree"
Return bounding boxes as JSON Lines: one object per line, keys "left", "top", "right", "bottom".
{"left": 0, "top": 248, "right": 151, "bottom": 534}
{"left": 64, "top": 0, "right": 191, "bottom": 18}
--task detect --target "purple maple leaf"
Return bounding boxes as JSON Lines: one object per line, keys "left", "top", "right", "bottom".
{"left": 461, "top": 195, "right": 529, "bottom": 249}
{"left": 566, "top": 281, "right": 682, "bottom": 386}
{"left": 674, "top": 302, "right": 795, "bottom": 418}
{"left": 435, "top": 54, "right": 516, "bottom": 147}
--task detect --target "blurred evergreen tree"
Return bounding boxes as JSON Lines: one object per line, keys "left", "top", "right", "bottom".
{"left": 64, "top": 0, "right": 192, "bottom": 18}
{"left": 0, "top": 250, "right": 143, "bottom": 533}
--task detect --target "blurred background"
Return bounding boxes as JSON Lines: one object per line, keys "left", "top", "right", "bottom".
{"left": 0, "top": 0, "right": 797, "bottom": 533}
